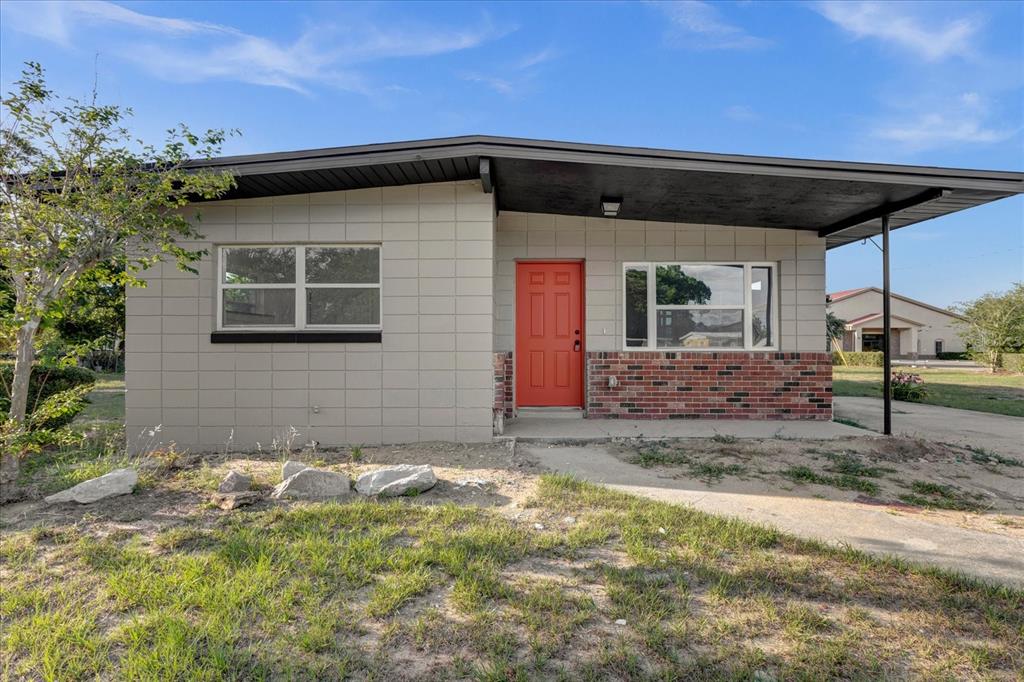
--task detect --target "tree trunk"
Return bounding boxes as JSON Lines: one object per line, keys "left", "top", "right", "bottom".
{"left": 9, "top": 319, "right": 39, "bottom": 424}
{"left": 1, "top": 319, "right": 39, "bottom": 503}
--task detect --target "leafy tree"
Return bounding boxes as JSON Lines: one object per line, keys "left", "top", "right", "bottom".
{"left": 655, "top": 265, "right": 713, "bottom": 305}
{"left": 826, "top": 310, "right": 846, "bottom": 351}
{"left": 954, "top": 283, "right": 1024, "bottom": 372}
{"left": 1, "top": 63, "right": 235, "bottom": 468}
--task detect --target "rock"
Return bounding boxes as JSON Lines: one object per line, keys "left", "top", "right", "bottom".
{"left": 45, "top": 468, "right": 137, "bottom": 505}
{"left": 218, "top": 471, "right": 251, "bottom": 493}
{"left": 533, "top": 523, "right": 545, "bottom": 530}
{"left": 563, "top": 516, "right": 576, "bottom": 525}
{"left": 752, "top": 671, "right": 777, "bottom": 682}
{"left": 272, "top": 468, "right": 351, "bottom": 500}
{"left": 614, "top": 619, "right": 627, "bottom": 626}
{"left": 211, "top": 491, "right": 260, "bottom": 510}
{"left": 282, "top": 460, "right": 309, "bottom": 481}
{"left": 355, "top": 464, "right": 436, "bottom": 497}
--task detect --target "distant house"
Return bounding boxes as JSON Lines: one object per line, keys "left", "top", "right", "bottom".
{"left": 828, "top": 287, "right": 966, "bottom": 358}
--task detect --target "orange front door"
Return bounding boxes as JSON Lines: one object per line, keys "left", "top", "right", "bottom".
{"left": 515, "top": 261, "right": 584, "bottom": 407}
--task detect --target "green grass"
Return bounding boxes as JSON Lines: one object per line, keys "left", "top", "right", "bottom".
{"left": 898, "top": 480, "right": 985, "bottom": 512}
{"left": 3, "top": 474, "right": 1021, "bottom": 679}
{"left": 833, "top": 367, "right": 1024, "bottom": 417}
{"left": 633, "top": 446, "right": 746, "bottom": 484}
{"left": 74, "top": 373, "right": 125, "bottom": 423}
{"left": 14, "top": 374, "right": 131, "bottom": 495}
{"left": 780, "top": 465, "right": 880, "bottom": 496}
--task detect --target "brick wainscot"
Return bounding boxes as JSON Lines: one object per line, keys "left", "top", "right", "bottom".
{"left": 586, "top": 352, "right": 832, "bottom": 420}
{"left": 493, "top": 352, "right": 514, "bottom": 417}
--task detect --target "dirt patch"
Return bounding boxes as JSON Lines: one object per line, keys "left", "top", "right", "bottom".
{"left": 613, "top": 435, "right": 1024, "bottom": 537}
{"left": 1, "top": 441, "right": 542, "bottom": 537}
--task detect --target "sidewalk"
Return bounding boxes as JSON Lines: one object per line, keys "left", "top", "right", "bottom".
{"left": 522, "top": 442, "right": 1024, "bottom": 587}
{"left": 834, "top": 397, "right": 1023, "bottom": 457}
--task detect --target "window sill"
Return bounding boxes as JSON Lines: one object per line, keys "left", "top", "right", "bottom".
{"left": 211, "top": 331, "right": 382, "bottom": 344}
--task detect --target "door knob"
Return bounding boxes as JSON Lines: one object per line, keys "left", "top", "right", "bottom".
{"left": 573, "top": 339, "right": 581, "bottom": 352}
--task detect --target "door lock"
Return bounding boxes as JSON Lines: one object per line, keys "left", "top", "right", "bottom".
{"left": 573, "top": 339, "right": 581, "bottom": 352}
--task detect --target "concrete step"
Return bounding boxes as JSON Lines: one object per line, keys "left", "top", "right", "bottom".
{"left": 516, "top": 407, "right": 584, "bottom": 420}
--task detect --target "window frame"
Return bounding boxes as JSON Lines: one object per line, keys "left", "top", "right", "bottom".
{"left": 216, "top": 244, "right": 382, "bottom": 332}
{"left": 621, "top": 261, "right": 779, "bottom": 351}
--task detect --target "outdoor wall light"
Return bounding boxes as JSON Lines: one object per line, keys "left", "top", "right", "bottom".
{"left": 600, "top": 197, "right": 622, "bottom": 217}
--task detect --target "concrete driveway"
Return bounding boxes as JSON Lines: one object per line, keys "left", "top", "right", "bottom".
{"left": 523, "top": 443, "right": 1024, "bottom": 587}
{"left": 834, "top": 397, "right": 1024, "bottom": 458}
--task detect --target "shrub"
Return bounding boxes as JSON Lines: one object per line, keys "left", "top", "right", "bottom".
{"left": 832, "top": 351, "right": 884, "bottom": 367}
{"left": 936, "top": 352, "right": 969, "bottom": 361}
{"left": 1000, "top": 353, "right": 1024, "bottom": 374}
{"left": 0, "top": 364, "right": 97, "bottom": 428}
{"left": 891, "top": 372, "right": 926, "bottom": 402}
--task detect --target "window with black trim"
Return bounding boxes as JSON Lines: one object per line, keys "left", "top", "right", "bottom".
{"left": 218, "top": 245, "right": 381, "bottom": 330}
{"left": 624, "top": 262, "right": 777, "bottom": 350}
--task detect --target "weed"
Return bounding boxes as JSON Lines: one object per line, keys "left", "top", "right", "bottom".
{"left": 899, "top": 480, "right": 984, "bottom": 511}
{"left": 350, "top": 445, "right": 364, "bottom": 463}
{"left": 833, "top": 417, "right": 867, "bottom": 430}
{"left": 962, "top": 445, "right": 1022, "bottom": 468}
{"left": 781, "top": 465, "right": 879, "bottom": 495}
{"left": 689, "top": 461, "right": 747, "bottom": 484}
{"left": 633, "top": 446, "right": 745, "bottom": 484}
{"left": 711, "top": 434, "right": 739, "bottom": 445}
{"left": 823, "top": 453, "right": 893, "bottom": 478}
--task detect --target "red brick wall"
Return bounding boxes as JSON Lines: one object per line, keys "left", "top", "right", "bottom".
{"left": 493, "top": 352, "right": 514, "bottom": 417}
{"left": 586, "top": 351, "right": 832, "bottom": 420}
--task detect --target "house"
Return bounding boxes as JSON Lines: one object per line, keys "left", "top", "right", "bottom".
{"left": 828, "top": 287, "right": 967, "bottom": 358}
{"left": 125, "top": 136, "right": 1023, "bottom": 451}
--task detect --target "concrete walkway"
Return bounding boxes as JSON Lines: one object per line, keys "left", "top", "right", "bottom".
{"left": 523, "top": 443, "right": 1024, "bottom": 587}
{"left": 834, "top": 397, "right": 1023, "bottom": 458}
{"left": 505, "top": 416, "right": 865, "bottom": 441}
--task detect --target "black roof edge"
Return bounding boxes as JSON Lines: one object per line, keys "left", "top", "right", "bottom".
{"left": 188, "top": 135, "right": 1024, "bottom": 193}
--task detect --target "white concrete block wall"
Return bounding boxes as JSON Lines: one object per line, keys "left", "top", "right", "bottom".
{"left": 126, "top": 180, "right": 494, "bottom": 452}
{"left": 494, "top": 211, "right": 826, "bottom": 353}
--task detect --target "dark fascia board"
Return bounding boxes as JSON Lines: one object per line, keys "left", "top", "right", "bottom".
{"left": 188, "top": 135, "right": 1024, "bottom": 194}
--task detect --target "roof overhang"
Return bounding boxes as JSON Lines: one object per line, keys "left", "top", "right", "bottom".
{"left": 187, "top": 135, "right": 1023, "bottom": 250}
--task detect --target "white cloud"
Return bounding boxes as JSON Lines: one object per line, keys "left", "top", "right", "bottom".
{"left": 462, "top": 46, "right": 560, "bottom": 97}
{"left": 870, "top": 92, "right": 1017, "bottom": 151}
{"left": 653, "top": 1, "right": 770, "bottom": 50}
{"left": 516, "top": 47, "right": 559, "bottom": 70}
{"left": 1, "top": 1, "right": 504, "bottom": 94}
{"left": 462, "top": 73, "right": 516, "bottom": 96}
{"left": 813, "top": 1, "right": 982, "bottom": 61}
{"left": 1, "top": 0, "right": 233, "bottom": 46}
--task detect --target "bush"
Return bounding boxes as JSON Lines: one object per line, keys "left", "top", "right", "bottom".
{"left": 1000, "top": 353, "right": 1024, "bottom": 374}
{"left": 0, "top": 364, "right": 97, "bottom": 428}
{"left": 892, "top": 372, "right": 926, "bottom": 402}
{"left": 936, "top": 352, "right": 969, "bottom": 361}
{"left": 832, "top": 351, "right": 884, "bottom": 367}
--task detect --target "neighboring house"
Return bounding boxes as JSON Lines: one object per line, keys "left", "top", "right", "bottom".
{"left": 124, "top": 136, "right": 1022, "bottom": 451}
{"left": 828, "top": 287, "right": 966, "bottom": 358}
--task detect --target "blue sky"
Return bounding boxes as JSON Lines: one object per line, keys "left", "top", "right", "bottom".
{"left": 2, "top": 0, "right": 1021, "bottom": 308}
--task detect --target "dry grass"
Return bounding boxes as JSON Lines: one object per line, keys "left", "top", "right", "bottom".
{"left": 2, "top": 470, "right": 1021, "bottom": 681}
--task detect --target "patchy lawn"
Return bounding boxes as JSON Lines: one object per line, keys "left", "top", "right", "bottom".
{"left": 833, "top": 366, "right": 1024, "bottom": 417}
{"left": 3, "top": 381, "right": 1022, "bottom": 679}
{"left": 2, "top": 440, "right": 1023, "bottom": 681}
